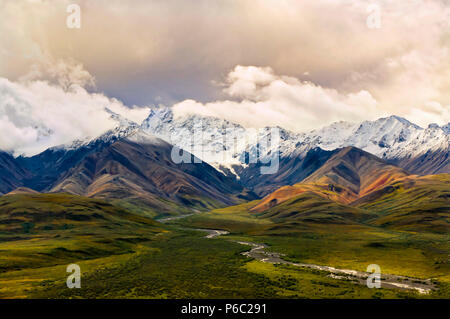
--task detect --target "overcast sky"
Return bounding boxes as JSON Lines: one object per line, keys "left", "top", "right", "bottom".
{"left": 1, "top": 0, "right": 449, "bottom": 155}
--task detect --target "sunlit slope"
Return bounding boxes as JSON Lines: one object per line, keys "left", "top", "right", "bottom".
{"left": 256, "top": 174, "right": 449, "bottom": 232}
{"left": 255, "top": 192, "right": 375, "bottom": 225}
{"left": 303, "top": 146, "right": 408, "bottom": 200}
{"left": 353, "top": 174, "right": 450, "bottom": 233}
{"left": 250, "top": 174, "right": 449, "bottom": 233}
{"left": 5, "top": 187, "right": 39, "bottom": 195}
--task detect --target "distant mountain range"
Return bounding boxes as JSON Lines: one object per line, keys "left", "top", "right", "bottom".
{"left": 0, "top": 107, "right": 448, "bottom": 219}
{"left": 142, "top": 107, "right": 449, "bottom": 195}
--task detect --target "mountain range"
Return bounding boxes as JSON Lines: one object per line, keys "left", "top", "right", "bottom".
{"left": 0, "top": 106, "right": 448, "bottom": 300}
{"left": 141, "top": 108, "right": 448, "bottom": 194}
{"left": 0, "top": 107, "right": 448, "bottom": 220}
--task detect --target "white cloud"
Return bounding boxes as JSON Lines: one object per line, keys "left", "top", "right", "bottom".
{"left": 173, "top": 66, "right": 383, "bottom": 132}
{"left": 0, "top": 0, "right": 449, "bottom": 153}
{"left": 0, "top": 77, "right": 149, "bottom": 156}
{"left": 406, "top": 102, "right": 450, "bottom": 128}
{"left": 2, "top": 0, "right": 450, "bottom": 115}
{"left": 174, "top": 65, "right": 450, "bottom": 130}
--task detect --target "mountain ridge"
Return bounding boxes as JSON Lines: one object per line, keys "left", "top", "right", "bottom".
{"left": 1, "top": 107, "right": 448, "bottom": 207}
{"left": 141, "top": 108, "right": 449, "bottom": 181}
{"left": 251, "top": 146, "right": 411, "bottom": 213}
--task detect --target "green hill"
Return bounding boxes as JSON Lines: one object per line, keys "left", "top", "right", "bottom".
{"left": 354, "top": 174, "right": 450, "bottom": 233}
{"left": 0, "top": 193, "right": 167, "bottom": 272}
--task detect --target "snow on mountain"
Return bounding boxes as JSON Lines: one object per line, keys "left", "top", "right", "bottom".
{"left": 305, "top": 116, "right": 426, "bottom": 158}
{"left": 442, "top": 123, "right": 450, "bottom": 134}
{"left": 293, "top": 116, "right": 448, "bottom": 163}
{"left": 387, "top": 124, "right": 449, "bottom": 159}
{"left": 141, "top": 107, "right": 249, "bottom": 165}
{"left": 126, "top": 129, "right": 167, "bottom": 146}
{"left": 141, "top": 107, "right": 312, "bottom": 172}
{"left": 28, "top": 105, "right": 446, "bottom": 178}
{"left": 140, "top": 108, "right": 449, "bottom": 172}
{"left": 52, "top": 108, "right": 140, "bottom": 151}
{"left": 9, "top": 105, "right": 445, "bottom": 190}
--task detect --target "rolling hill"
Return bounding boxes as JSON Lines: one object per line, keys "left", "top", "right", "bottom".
{"left": 353, "top": 174, "right": 450, "bottom": 233}
{"left": 0, "top": 193, "right": 166, "bottom": 271}
{"left": 247, "top": 147, "right": 448, "bottom": 233}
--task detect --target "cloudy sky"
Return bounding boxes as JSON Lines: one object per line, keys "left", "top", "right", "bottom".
{"left": 1, "top": 0, "right": 449, "bottom": 155}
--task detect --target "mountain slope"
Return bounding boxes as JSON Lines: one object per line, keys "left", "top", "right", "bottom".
{"left": 2, "top": 108, "right": 448, "bottom": 204}
{"left": 0, "top": 151, "right": 31, "bottom": 195}
{"left": 352, "top": 174, "right": 450, "bottom": 233}
{"left": 249, "top": 147, "right": 449, "bottom": 233}
{"left": 303, "top": 147, "right": 409, "bottom": 199}
{"left": 384, "top": 124, "right": 449, "bottom": 175}
{"left": 389, "top": 147, "right": 449, "bottom": 175}
{"left": 223, "top": 147, "right": 338, "bottom": 196}
{"left": 50, "top": 131, "right": 249, "bottom": 217}
{"left": 252, "top": 147, "right": 409, "bottom": 212}
{"left": 16, "top": 114, "right": 140, "bottom": 192}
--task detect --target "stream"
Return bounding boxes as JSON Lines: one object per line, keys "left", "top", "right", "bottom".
{"left": 160, "top": 212, "right": 436, "bottom": 294}
{"left": 196, "top": 228, "right": 436, "bottom": 295}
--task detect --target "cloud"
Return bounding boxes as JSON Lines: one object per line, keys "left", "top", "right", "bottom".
{"left": 173, "top": 66, "right": 382, "bottom": 132}
{"left": 1, "top": 0, "right": 450, "bottom": 119}
{"left": 406, "top": 102, "right": 450, "bottom": 128}
{"left": 0, "top": 76, "right": 149, "bottom": 156}
{"left": 19, "top": 57, "right": 96, "bottom": 90}
{"left": 0, "top": 0, "right": 449, "bottom": 137}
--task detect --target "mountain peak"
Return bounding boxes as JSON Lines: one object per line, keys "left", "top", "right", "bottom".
{"left": 339, "top": 145, "right": 374, "bottom": 157}
{"left": 303, "top": 145, "right": 408, "bottom": 199}
{"left": 125, "top": 129, "right": 168, "bottom": 146}
{"left": 5, "top": 187, "right": 39, "bottom": 196}
{"left": 381, "top": 115, "right": 422, "bottom": 129}
{"left": 137, "top": 109, "right": 447, "bottom": 176}
{"left": 50, "top": 108, "right": 140, "bottom": 152}
{"left": 325, "top": 146, "right": 385, "bottom": 170}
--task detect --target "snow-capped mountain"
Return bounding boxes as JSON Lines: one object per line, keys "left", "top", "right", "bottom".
{"left": 2, "top": 106, "right": 448, "bottom": 198}
{"left": 140, "top": 107, "right": 449, "bottom": 177}
{"left": 51, "top": 108, "right": 140, "bottom": 151}
{"left": 442, "top": 123, "right": 450, "bottom": 134}
{"left": 141, "top": 107, "right": 250, "bottom": 166}
{"left": 302, "top": 116, "right": 447, "bottom": 160}
{"left": 140, "top": 107, "right": 305, "bottom": 168}
{"left": 11, "top": 109, "right": 142, "bottom": 192}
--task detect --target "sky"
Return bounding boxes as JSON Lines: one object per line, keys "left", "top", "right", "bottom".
{"left": 0, "top": 0, "right": 449, "bottom": 155}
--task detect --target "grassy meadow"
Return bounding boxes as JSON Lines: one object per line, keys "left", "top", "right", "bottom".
{"left": 0, "top": 188, "right": 448, "bottom": 299}
{"left": 0, "top": 229, "right": 431, "bottom": 299}
{"left": 173, "top": 196, "right": 450, "bottom": 298}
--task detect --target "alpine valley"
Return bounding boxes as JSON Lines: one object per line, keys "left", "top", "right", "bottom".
{"left": 0, "top": 107, "right": 448, "bottom": 299}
